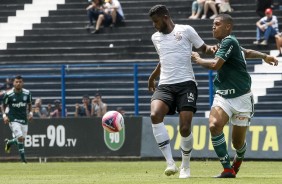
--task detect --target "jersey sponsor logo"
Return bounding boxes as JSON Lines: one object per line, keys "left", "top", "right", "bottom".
{"left": 174, "top": 31, "right": 182, "bottom": 41}
{"left": 225, "top": 45, "right": 233, "bottom": 57}
{"left": 12, "top": 102, "right": 26, "bottom": 108}
{"left": 216, "top": 89, "right": 235, "bottom": 95}
{"left": 187, "top": 92, "right": 194, "bottom": 102}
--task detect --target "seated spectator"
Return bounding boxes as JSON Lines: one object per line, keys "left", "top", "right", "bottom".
{"left": 85, "top": 0, "right": 105, "bottom": 30}
{"left": 49, "top": 100, "right": 68, "bottom": 118}
{"left": 201, "top": 0, "right": 220, "bottom": 19}
{"left": 188, "top": 0, "right": 206, "bottom": 19}
{"left": 275, "top": 32, "right": 282, "bottom": 57}
{"left": 33, "top": 98, "right": 48, "bottom": 118}
{"left": 256, "top": 0, "right": 272, "bottom": 18}
{"left": 253, "top": 8, "right": 279, "bottom": 46}
{"left": 74, "top": 94, "right": 92, "bottom": 117}
{"left": 218, "top": 0, "right": 232, "bottom": 13}
{"left": 91, "top": 0, "right": 124, "bottom": 34}
{"left": 91, "top": 93, "right": 107, "bottom": 117}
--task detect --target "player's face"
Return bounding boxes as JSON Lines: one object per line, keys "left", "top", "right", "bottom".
{"left": 212, "top": 17, "right": 230, "bottom": 40}
{"left": 150, "top": 14, "right": 168, "bottom": 33}
{"left": 13, "top": 78, "right": 23, "bottom": 91}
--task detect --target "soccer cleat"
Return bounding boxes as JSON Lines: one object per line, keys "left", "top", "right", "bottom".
{"left": 4, "top": 139, "right": 11, "bottom": 153}
{"left": 215, "top": 168, "right": 236, "bottom": 178}
{"left": 232, "top": 155, "right": 242, "bottom": 174}
{"left": 179, "top": 167, "right": 190, "bottom": 179}
{"left": 164, "top": 162, "right": 178, "bottom": 176}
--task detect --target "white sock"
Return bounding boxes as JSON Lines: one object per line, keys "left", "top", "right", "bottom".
{"left": 180, "top": 132, "right": 193, "bottom": 168}
{"left": 152, "top": 122, "right": 174, "bottom": 164}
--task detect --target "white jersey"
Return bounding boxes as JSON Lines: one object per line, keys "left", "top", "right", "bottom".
{"left": 151, "top": 24, "right": 204, "bottom": 85}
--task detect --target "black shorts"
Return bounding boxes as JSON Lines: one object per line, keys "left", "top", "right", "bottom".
{"left": 151, "top": 81, "right": 198, "bottom": 115}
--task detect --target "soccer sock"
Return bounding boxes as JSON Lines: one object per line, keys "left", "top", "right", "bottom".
{"left": 152, "top": 122, "right": 174, "bottom": 164}
{"left": 17, "top": 142, "right": 26, "bottom": 162}
{"left": 180, "top": 132, "right": 193, "bottom": 168}
{"left": 235, "top": 142, "right": 247, "bottom": 161}
{"left": 7, "top": 138, "right": 18, "bottom": 146}
{"left": 211, "top": 133, "right": 231, "bottom": 169}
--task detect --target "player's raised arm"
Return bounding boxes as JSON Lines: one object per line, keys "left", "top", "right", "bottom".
{"left": 241, "top": 47, "right": 278, "bottom": 66}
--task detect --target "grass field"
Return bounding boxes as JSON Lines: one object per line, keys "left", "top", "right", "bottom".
{"left": 0, "top": 161, "right": 281, "bottom": 184}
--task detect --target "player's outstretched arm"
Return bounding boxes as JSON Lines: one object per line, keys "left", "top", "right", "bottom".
{"left": 191, "top": 52, "right": 224, "bottom": 70}
{"left": 148, "top": 62, "right": 160, "bottom": 92}
{"left": 242, "top": 48, "right": 278, "bottom": 66}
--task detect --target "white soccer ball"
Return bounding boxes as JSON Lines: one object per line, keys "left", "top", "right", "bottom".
{"left": 102, "top": 111, "right": 124, "bottom": 133}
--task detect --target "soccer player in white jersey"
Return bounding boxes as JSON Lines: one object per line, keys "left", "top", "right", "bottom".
{"left": 192, "top": 14, "right": 278, "bottom": 178}
{"left": 3, "top": 75, "right": 33, "bottom": 163}
{"left": 148, "top": 5, "right": 216, "bottom": 178}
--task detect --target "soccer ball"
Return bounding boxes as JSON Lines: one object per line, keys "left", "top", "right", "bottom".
{"left": 102, "top": 111, "right": 124, "bottom": 133}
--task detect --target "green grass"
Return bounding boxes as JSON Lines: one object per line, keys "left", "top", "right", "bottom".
{"left": 0, "top": 161, "right": 282, "bottom": 184}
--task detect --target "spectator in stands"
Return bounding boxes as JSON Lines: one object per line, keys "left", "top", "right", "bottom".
{"left": 0, "top": 78, "right": 13, "bottom": 91}
{"left": 188, "top": 0, "right": 206, "bottom": 19}
{"left": 253, "top": 8, "right": 279, "bottom": 46}
{"left": 201, "top": 0, "right": 220, "bottom": 19}
{"left": 201, "top": 0, "right": 232, "bottom": 19}
{"left": 91, "top": 0, "right": 124, "bottom": 34}
{"left": 74, "top": 94, "right": 92, "bottom": 117}
{"left": 33, "top": 98, "right": 48, "bottom": 118}
{"left": 256, "top": 0, "right": 272, "bottom": 18}
{"left": 91, "top": 92, "right": 107, "bottom": 117}
{"left": 85, "top": 0, "right": 105, "bottom": 30}
{"left": 49, "top": 99, "right": 68, "bottom": 118}
{"left": 275, "top": 32, "right": 282, "bottom": 57}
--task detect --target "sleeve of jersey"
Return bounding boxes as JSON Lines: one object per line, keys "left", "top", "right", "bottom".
{"left": 186, "top": 25, "right": 204, "bottom": 49}
{"left": 151, "top": 35, "right": 160, "bottom": 56}
{"left": 215, "top": 38, "right": 234, "bottom": 62}
{"left": 2, "top": 94, "right": 8, "bottom": 105}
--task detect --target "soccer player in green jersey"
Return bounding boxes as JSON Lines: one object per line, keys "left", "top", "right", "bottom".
{"left": 2, "top": 75, "right": 33, "bottom": 163}
{"left": 192, "top": 14, "right": 278, "bottom": 178}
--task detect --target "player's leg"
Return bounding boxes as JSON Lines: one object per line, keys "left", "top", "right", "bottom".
{"left": 177, "top": 81, "right": 198, "bottom": 178}
{"left": 151, "top": 99, "right": 177, "bottom": 176}
{"left": 18, "top": 124, "right": 28, "bottom": 163}
{"left": 5, "top": 122, "right": 20, "bottom": 153}
{"left": 209, "top": 105, "right": 235, "bottom": 178}
{"left": 231, "top": 124, "right": 248, "bottom": 174}
{"left": 178, "top": 111, "right": 193, "bottom": 179}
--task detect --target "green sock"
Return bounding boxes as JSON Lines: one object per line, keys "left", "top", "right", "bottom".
{"left": 211, "top": 133, "right": 231, "bottom": 169}
{"left": 17, "top": 142, "right": 26, "bottom": 162}
{"left": 7, "top": 138, "right": 18, "bottom": 146}
{"left": 236, "top": 142, "right": 247, "bottom": 161}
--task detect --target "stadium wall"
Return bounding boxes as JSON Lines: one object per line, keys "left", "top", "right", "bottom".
{"left": 0, "top": 117, "right": 281, "bottom": 161}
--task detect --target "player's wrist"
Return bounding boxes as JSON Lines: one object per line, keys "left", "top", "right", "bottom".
{"left": 29, "top": 112, "right": 33, "bottom": 117}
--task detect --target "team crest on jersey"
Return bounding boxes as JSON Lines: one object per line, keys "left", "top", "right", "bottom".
{"left": 23, "top": 95, "right": 27, "bottom": 101}
{"left": 174, "top": 31, "right": 182, "bottom": 41}
{"left": 13, "top": 98, "right": 16, "bottom": 101}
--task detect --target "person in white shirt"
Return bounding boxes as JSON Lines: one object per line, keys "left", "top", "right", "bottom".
{"left": 254, "top": 8, "right": 279, "bottom": 45}
{"left": 148, "top": 4, "right": 216, "bottom": 179}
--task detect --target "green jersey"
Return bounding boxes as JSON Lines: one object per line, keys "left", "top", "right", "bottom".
{"left": 214, "top": 35, "right": 251, "bottom": 98}
{"left": 3, "top": 88, "right": 32, "bottom": 124}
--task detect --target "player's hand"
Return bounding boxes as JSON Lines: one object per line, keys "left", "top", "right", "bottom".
{"left": 191, "top": 52, "right": 201, "bottom": 63}
{"left": 264, "top": 55, "right": 278, "bottom": 66}
{"left": 148, "top": 77, "right": 155, "bottom": 92}
{"left": 3, "top": 116, "right": 9, "bottom": 124}
{"left": 28, "top": 112, "right": 33, "bottom": 122}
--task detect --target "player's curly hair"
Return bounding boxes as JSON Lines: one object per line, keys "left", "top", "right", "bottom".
{"left": 148, "top": 5, "right": 170, "bottom": 17}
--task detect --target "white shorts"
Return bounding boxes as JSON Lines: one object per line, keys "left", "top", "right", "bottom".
{"left": 9, "top": 122, "right": 28, "bottom": 138}
{"left": 212, "top": 92, "right": 254, "bottom": 126}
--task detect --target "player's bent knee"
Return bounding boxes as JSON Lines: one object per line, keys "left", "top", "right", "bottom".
{"left": 150, "top": 112, "right": 164, "bottom": 123}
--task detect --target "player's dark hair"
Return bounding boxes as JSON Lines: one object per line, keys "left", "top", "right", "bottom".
{"left": 13, "top": 75, "right": 23, "bottom": 80}
{"left": 217, "top": 14, "right": 233, "bottom": 27}
{"left": 148, "top": 5, "right": 170, "bottom": 17}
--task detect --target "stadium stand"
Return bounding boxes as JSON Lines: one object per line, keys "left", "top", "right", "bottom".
{"left": 0, "top": 0, "right": 281, "bottom": 117}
